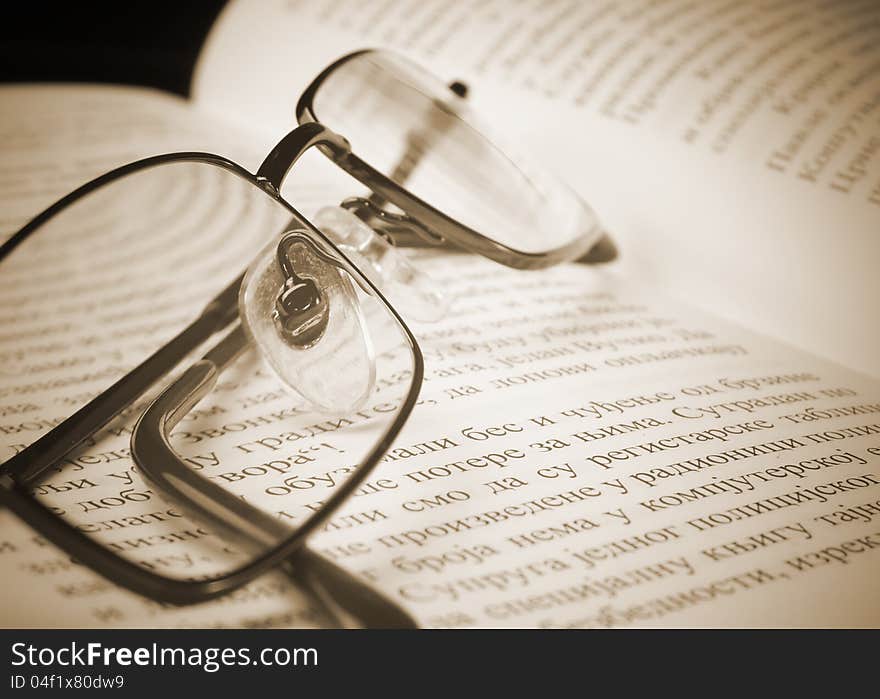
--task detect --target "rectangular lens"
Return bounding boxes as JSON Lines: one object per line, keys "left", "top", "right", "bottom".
{"left": 3, "top": 160, "right": 419, "bottom": 582}
{"left": 309, "top": 52, "right": 600, "bottom": 257}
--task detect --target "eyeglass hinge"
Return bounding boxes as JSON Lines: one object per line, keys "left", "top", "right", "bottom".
{"left": 255, "top": 177, "right": 280, "bottom": 197}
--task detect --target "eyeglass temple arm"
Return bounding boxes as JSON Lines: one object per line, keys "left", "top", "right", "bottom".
{"left": 131, "top": 325, "right": 418, "bottom": 629}
{"left": 2, "top": 275, "right": 245, "bottom": 487}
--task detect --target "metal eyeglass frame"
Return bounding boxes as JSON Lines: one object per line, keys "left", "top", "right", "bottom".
{"left": 0, "top": 49, "right": 615, "bottom": 626}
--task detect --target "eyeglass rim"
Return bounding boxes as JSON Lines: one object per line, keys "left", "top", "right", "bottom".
{"left": 295, "top": 48, "right": 606, "bottom": 271}
{"left": 0, "top": 151, "right": 424, "bottom": 605}
{"left": 128, "top": 199, "right": 427, "bottom": 598}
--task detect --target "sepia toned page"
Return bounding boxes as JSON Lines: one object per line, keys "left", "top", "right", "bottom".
{"left": 0, "top": 84, "right": 280, "bottom": 238}
{"left": 2, "top": 27, "right": 880, "bottom": 628}
{"left": 3, "top": 206, "right": 880, "bottom": 626}
{"left": 1, "top": 85, "right": 879, "bottom": 628}
{"left": 195, "top": 0, "right": 880, "bottom": 377}
{"left": 319, "top": 255, "right": 880, "bottom": 627}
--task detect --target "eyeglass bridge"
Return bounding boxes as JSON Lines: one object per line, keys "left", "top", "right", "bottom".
{"left": 340, "top": 197, "right": 445, "bottom": 248}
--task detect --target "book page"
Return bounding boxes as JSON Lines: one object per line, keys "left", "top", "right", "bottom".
{"left": 3, "top": 236, "right": 880, "bottom": 627}
{"left": 311, "top": 254, "right": 880, "bottom": 628}
{"left": 3, "top": 84, "right": 880, "bottom": 627}
{"left": 1, "top": 84, "right": 879, "bottom": 628}
{"left": 0, "top": 85, "right": 269, "bottom": 238}
{"left": 194, "top": 0, "right": 880, "bottom": 377}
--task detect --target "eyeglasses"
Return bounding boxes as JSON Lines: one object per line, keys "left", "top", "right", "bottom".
{"left": 0, "top": 50, "right": 611, "bottom": 627}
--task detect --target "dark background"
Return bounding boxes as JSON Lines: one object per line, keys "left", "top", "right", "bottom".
{"left": 0, "top": 2, "right": 227, "bottom": 97}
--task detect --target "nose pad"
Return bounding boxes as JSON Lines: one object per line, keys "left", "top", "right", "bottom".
{"left": 314, "top": 206, "right": 451, "bottom": 323}
{"left": 238, "top": 230, "right": 376, "bottom": 415}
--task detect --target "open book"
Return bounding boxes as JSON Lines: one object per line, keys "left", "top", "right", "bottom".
{"left": 1, "top": 0, "right": 878, "bottom": 628}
